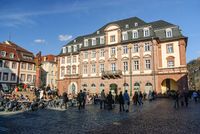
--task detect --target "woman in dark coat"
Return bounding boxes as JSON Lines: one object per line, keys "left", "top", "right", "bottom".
{"left": 118, "top": 91, "right": 124, "bottom": 112}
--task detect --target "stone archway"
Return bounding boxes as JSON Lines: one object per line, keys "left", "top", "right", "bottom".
{"left": 134, "top": 82, "right": 140, "bottom": 92}
{"left": 110, "top": 83, "right": 118, "bottom": 95}
{"left": 145, "top": 82, "right": 153, "bottom": 94}
{"left": 161, "top": 78, "right": 178, "bottom": 94}
{"left": 68, "top": 82, "right": 78, "bottom": 95}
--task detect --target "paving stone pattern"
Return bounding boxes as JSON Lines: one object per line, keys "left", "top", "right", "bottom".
{"left": 0, "top": 99, "right": 200, "bottom": 134}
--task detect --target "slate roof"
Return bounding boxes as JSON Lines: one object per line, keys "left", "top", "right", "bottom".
{"left": 60, "top": 17, "right": 186, "bottom": 55}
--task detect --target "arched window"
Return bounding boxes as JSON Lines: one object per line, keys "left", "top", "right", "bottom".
{"left": 91, "top": 83, "right": 96, "bottom": 93}
{"left": 123, "top": 83, "right": 129, "bottom": 92}
{"left": 99, "top": 83, "right": 105, "bottom": 93}
{"left": 83, "top": 84, "right": 87, "bottom": 87}
{"left": 134, "top": 82, "right": 140, "bottom": 91}
{"left": 91, "top": 83, "right": 96, "bottom": 87}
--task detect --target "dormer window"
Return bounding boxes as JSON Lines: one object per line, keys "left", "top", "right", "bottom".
{"left": 68, "top": 46, "right": 71, "bottom": 53}
{"left": 9, "top": 53, "right": 14, "bottom": 58}
{"left": 92, "top": 38, "right": 96, "bottom": 46}
{"left": 166, "top": 28, "right": 173, "bottom": 38}
{"left": 97, "top": 31, "right": 100, "bottom": 34}
{"left": 132, "top": 30, "right": 138, "bottom": 39}
{"left": 63, "top": 47, "right": 66, "bottom": 53}
{"left": 144, "top": 28, "right": 150, "bottom": 37}
{"left": 1, "top": 51, "right": 6, "bottom": 57}
{"left": 122, "top": 32, "right": 128, "bottom": 40}
{"left": 74, "top": 40, "right": 76, "bottom": 43}
{"left": 125, "top": 24, "right": 129, "bottom": 29}
{"left": 84, "top": 40, "right": 88, "bottom": 47}
{"left": 73, "top": 45, "right": 77, "bottom": 52}
{"left": 100, "top": 36, "right": 104, "bottom": 44}
{"left": 134, "top": 22, "right": 138, "bottom": 27}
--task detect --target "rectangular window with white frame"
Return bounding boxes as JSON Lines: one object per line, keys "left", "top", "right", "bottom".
{"left": 123, "top": 61, "right": 128, "bottom": 71}
{"left": 67, "top": 66, "right": 71, "bottom": 74}
{"left": 123, "top": 46, "right": 128, "bottom": 54}
{"left": 100, "top": 37, "right": 104, "bottom": 44}
{"left": 68, "top": 46, "right": 71, "bottom": 53}
{"left": 28, "top": 63, "right": 32, "bottom": 70}
{"left": 167, "top": 60, "right": 174, "bottom": 68}
{"left": 144, "top": 28, "right": 150, "bottom": 37}
{"left": 100, "top": 64, "right": 104, "bottom": 73}
{"left": 61, "top": 57, "right": 65, "bottom": 64}
{"left": 83, "top": 65, "right": 87, "bottom": 74}
{"left": 67, "top": 57, "right": 71, "bottom": 63}
{"left": 133, "top": 60, "right": 139, "bottom": 70}
{"left": 4, "top": 61, "right": 9, "bottom": 68}
{"left": 27, "top": 74, "right": 32, "bottom": 82}
{"left": 11, "top": 73, "right": 16, "bottom": 81}
{"left": 100, "top": 49, "right": 104, "bottom": 57}
{"left": 20, "top": 74, "right": 25, "bottom": 82}
{"left": 3, "top": 72, "right": 8, "bottom": 81}
{"left": 91, "top": 51, "right": 96, "bottom": 58}
{"left": 110, "top": 35, "right": 115, "bottom": 42}
{"left": 73, "top": 45, "right": 77, "bottom": 52}
{"left": 145, "top": 59, "right": 151, "bottom": 69}
{"left": 111, "top": 47, "right": 116, "bottom": 56}
{"left": 92, "top": 38, "right": 96, "bottom": 46}
{"left": 63, "top": 47, "right": 66, "bottom": 53}
{"left": 84, "top": 40, "right": 88, "bottom": 47}
{"left": 133, "top": 44, "right": 139, "bottom": 53}
{"left": 91, "top": 64, "right": 96, "bottom": 73}
{"left": 84, "top": 52, "right": 88, "bottom": 59}
{"left": 167, "top": 44, "right": 174, "bottom": 53}
{"left": 111, "top": 63, "right": 116, "bottom": 72}
{"left": 144, "top": 43, "right": 151, "bottom": 52}
{"left": 132, "top": 30, "right": 138, "bottom": 38}
{"left": 73, "top": 56, "right": 76, "bottom": 63}
{"left": 122, "top": 32, "right": 128, "bottom": 40}
{"left": 12, "top": 62, "right": 17, "bottom": 69}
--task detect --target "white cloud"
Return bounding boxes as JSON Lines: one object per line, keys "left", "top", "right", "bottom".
{"left": 58, "top": 34, "right": 72, "bottom": 41}
{"left": 34, "top": 39, "right": 46, "bottom": 44}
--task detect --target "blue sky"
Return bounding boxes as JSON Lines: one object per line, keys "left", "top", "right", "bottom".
{"left": 0, "top": 0, "right": 199, "bottom": 62}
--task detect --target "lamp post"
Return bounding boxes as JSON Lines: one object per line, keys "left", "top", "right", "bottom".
{"left": 151, "top": 37, "right": 156, "bottom": 92}
{"left": 128, "top": 43, "right": 132, "bottom": 96}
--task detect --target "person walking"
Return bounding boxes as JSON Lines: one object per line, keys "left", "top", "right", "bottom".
{"left": 139, "top": 91, "right": 143, "bottom": 105}
{"left": 82, "top": 89, "right": 87, "bottom": 108}
{"left": 132, "top": 92, "right": 140, "bottom": 105}
{"left": 77, "top": 90, "right": 84, "bottom": 110}
{"left": 118, "top": 91, "right": 124, "bottom": 112}
{"left": 61, "top": 92, "right": 68, "bottom": 109}
{"left": 100, "top": 90, "right": 106, "bottom": 109}
{"left": 173, "top": 91, "right": 179, "bottom": 109}
{"left": 184, "top": 91, "right": 189, "bottom": 107}
{"left": 123, "top": 90, "right": 130, "bottom": 112}
{"left": 107, "top": 91, "right": 113, "bottom": 110}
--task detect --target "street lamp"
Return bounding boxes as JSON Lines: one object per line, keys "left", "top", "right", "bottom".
{"left": 128, "top": 43, "right": 132, "bottom": 96}
{"left": 151, "top": 37, "right": 156, "bottom": 92}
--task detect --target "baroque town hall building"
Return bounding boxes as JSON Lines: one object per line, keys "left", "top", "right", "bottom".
{"left": 57, "top": 17, "right": 187, "bottom": 96}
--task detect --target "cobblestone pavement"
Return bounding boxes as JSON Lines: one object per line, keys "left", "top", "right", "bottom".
{"left": 0, "top": 99, "right": 200, "bottom": 134}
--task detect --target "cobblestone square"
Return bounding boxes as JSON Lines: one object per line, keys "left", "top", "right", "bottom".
{"left": 0, "top": 99, "right": 200, "bottom": 134}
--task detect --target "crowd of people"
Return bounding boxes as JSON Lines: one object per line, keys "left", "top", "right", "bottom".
{"left": 171, "top": 90, "right": 200, "bottom": 109}
{"left": 1, "top": 86, "right": 200, "bottom": 113}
